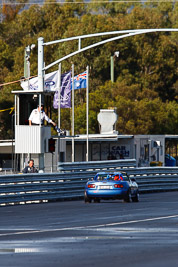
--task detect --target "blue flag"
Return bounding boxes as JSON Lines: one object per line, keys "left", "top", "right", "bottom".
{"left": 72, "top": 71, "right": 87, "bottom": 90}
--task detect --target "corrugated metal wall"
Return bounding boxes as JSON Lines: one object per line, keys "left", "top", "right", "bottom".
{"left": 15, "top": 126, "right": 51, "bottom": 153}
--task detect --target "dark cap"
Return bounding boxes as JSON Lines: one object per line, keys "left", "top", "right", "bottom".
{"left": 38, "top": 103, "right": 44, "bottom": 107}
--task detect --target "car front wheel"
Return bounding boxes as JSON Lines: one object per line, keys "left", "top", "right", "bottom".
{"left": 124, "top": 190, "right": 131, "bottom": 203}
{"left": 132, "top": 192, "right": 139, "bottom": 202}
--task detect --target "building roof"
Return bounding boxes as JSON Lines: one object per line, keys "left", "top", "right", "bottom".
{"left": 61, "top": 133, "right": 134, "bottom": 142}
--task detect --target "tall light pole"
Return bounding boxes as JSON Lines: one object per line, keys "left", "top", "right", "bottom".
{"left": 110, "top": 51, "right": 120, "bottom": 83}
{"left": 24, "top": 44, "right": 35, "bottom": 79}
{"left": 11, "top": 113, "right": 15, "bottom": 173}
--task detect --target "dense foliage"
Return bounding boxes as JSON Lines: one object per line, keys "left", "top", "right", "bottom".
{"left": 0, "top": 0, "right": 177, "bottom": 138}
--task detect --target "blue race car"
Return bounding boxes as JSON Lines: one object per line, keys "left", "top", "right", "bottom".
{"left": 84, "top": 171, "right": 139, "bottom": 203}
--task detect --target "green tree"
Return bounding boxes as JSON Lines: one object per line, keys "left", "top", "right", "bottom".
{"left": 0, "top": 1, "right": 177, "bottom": 138}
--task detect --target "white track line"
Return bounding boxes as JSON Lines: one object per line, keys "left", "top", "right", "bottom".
{"left": 0, "top": 214, "right": 178, "bottom": 237}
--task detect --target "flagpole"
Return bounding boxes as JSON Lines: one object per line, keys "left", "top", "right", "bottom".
{"left": 58, "top": 63, "right": 61, "bottom": 166}
{"left": 58, "top": 63, "right": 61, "bottom": 129}
{"left": 72, "top": 64, "right": 75, "bottom": 162}
{"left": 86, "top": 65, "right": 89, "bottom": 162}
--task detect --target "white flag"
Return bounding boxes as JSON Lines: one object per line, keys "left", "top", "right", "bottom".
{"left": 20, "top": 71, "right": 59, "bottom": 92}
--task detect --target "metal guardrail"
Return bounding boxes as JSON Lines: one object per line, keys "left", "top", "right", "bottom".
{"left": 58, "top": 159, "right": 137, "bottom": 171}
{"left": 0, "top": 163, "right": 178, "bottom": 206}
{"left": 0, "top": 159, "right": 136, "bottom": 175}
{"left": 126, "top": 167, "right": 178, "bottom": 193}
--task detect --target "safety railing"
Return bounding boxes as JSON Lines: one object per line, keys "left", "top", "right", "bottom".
{"left": 0, "top": 159, "right": 137, "bottom": 175}
{"left": 126, "top": 167, "right": 178, "bottom": 193}
{"left": 58, "top": 159, "right": 137, "bottom": 172}
{"left": 0, "top": 166, "right": 178, "bottom": 206}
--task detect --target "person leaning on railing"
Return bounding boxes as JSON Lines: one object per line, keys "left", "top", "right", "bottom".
{"left": 22, "top": 159, "right": 38, "bottom": 173}
{"left": 29, "top": 103, "right": 56, "bottom": 126}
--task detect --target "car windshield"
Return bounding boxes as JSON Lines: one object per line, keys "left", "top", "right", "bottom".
{"left": 121, "top": 173, "right": 129, "bottom": 182}
{"left": 95, "top": 174, "right": 110, "bottom": 181}
{"left": 94, "top": 173, "right": 129, "bottom": 182}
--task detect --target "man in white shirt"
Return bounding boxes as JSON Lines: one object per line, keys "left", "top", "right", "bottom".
{"left": 29, "top": 104, "right": 56, "bottom": 126}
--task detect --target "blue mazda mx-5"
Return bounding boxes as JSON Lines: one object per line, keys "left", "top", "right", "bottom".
{"left": 84, "top": 171, "right": 139, "bottom": 203}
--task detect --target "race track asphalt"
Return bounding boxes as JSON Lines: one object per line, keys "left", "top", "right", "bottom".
{"left": 0, "top": 191, "right": 178, "bottom": 267}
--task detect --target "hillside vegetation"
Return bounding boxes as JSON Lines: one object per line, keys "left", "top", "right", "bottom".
{"left": 0, "top": 0, "right": 177, "bottom": 138}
